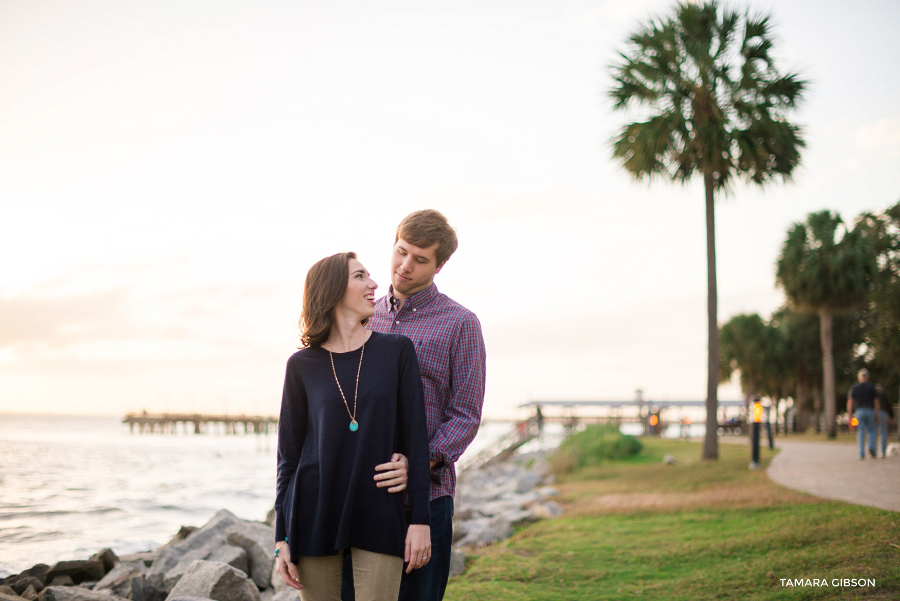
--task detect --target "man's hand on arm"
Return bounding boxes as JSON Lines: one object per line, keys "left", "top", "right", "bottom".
{"left": 374, "top": 453, "right": 409, "bottom": 493}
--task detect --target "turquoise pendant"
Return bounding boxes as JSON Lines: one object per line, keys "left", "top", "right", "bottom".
{"left": 349, "top": 419, "right": 359, "bottom": 432}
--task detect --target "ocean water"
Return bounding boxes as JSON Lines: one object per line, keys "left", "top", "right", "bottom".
{"left": 0, "top": 414, "right": 526, "bottom": 577}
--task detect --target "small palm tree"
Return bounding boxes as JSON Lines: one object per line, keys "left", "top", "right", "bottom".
{"left": 609, "top": 1, "right": 806, "bottom": 458}
{"left": 775, "top": 211, "right": 873, "bottom": 438}
{"left": 719, "top": 313, "right": 771, "bottom": 406}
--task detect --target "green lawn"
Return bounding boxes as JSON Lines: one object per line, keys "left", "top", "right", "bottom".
{"left": 446, "top": 438, "right": 899, "bottom": 601}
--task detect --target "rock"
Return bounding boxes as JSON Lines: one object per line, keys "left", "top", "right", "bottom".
{"left": 0, "top": 587, "right": 18, "bottom": 598}
{"left": 41, "top": 586, "right": 128, "bottom": 601}
{"left": 94, "top": 562, "right": 147, "bottom": 598}
{"left": 448, "top": 549, "right": 466, "bottom": 578}
{"left": 149, "top": 511, "right": 242, "bottom": 580}
{"left": 21, "top": 586, "right": 38, "bottom": 601}
{"left": 116, "top": 552, "right": 158, "bottom": 568}
{"left": 165, "top": 561, "right": 260, "bottom": 601}
{"left": 0, "top": 590, "right": 23, "bottom": 601}
{"left": 47, "top": 577, "right": 74, "bottom": 588}
{"left": 225, "top": 521, "right": 276, "bottom": 589}
{"left": 662, "top": 454, "right": 677, "bottom": 465}
{"left": 46, "top": 562, "right": 105, "bottom": 586}
{"left": 268, "top": 592, "right": 297, "bottom": 601}
{"left": 455, "top": 514, "right": 512, "bottom": 548}
{"left": 89, "top": 551, "right": 118, "bottom": 575}
{"left": 453, "top": 506, "right": 478, "bottom": 521}
{"left": 264, "top": 509, "right": 276, "bottom": 528}
{"left": 11, "top": 578, "right": 44, "bottom": 595}
{"left": 531, "top": 501, "right": 564, "bottom": 519}
{"left": 128, "top": 575, "right": 166, "bottom": 601}
{"left": 166, "top": 528, "right": 198, "bottom": 547}
{"left": 76, "top": 584, "right": 96, "bottom": 590}
{"left": 18, "top": 566, "right": 50, "bottom": 587}
{"left": 536, "top": 486, "right": 559, "bottom": 497}
{"left": 162, "top": 539, "right": 248, "bottom": 592}
{"left": 515, "top": 472, "right": 544, "bottom": 494}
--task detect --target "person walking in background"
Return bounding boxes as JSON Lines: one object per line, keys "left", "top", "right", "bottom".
{"left": 875, "top": 385, "right": 894, "bottom": 458}
{"left": 274, "top": 252, "right": 432, "bottom": 601}
{"left": 847, "top": 368, "right": 880, "bottom": 459}
{"left": 343, "top": 209, "right": 487, "bottom": 601}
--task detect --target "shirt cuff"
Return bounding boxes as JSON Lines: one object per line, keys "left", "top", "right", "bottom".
{"left": 429, "top": 449, "right": 448, "bottom": 469}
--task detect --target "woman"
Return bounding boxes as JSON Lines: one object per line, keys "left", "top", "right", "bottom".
{"left": 274, "top": 252, "right": 431, "bottom": 601}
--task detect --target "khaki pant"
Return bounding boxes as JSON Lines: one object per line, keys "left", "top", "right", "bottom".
{"left": 296, "top": 548, "right": 402, "bottom": 601}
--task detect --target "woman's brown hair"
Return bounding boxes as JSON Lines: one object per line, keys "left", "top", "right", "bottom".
{"left": 299, "top": 252, "right": 367, "bottom": 348}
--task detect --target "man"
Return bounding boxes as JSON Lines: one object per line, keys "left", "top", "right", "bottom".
{"left": 344, "top": 209, "right": 486, "bottom": 601}
{"left": 847, "top": 368, "right": 880, "bottom": 459}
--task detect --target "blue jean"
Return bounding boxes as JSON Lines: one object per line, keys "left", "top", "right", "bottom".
{"left": 856, "top": 408, "right": 877, "bottom": 458}
{"left": 342, "top": 496, "right": 454, "bottom": 601}
{"left": 878, "top": 410, "right": 890, "bottom": 455}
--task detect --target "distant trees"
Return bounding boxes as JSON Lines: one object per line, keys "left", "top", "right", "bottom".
{"left": 775, "top": 211, "right": 873, "bottom": 438}
{"left": 721, "top": 202, "right": 899, "bottom": 437}
{"left": 719, "top": 313, "right": 780, "bottom": 409}
{"left": 855, "top": 202, "right": 900, "bottom": 400}
{"left": 609, "top": 0, "right": 805, "bottom": 459}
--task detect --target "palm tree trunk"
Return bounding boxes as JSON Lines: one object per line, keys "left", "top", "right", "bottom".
{"left": 820, "top": 309, "right": 836, "bottom": 438}
{"left": 703, "top": 172, "right": 719, "bottom": 460}
{"left": 812, "top": 380, "right": 823, "bottom": 433}
{"left": 795, "top": 372, "right": 808, "bottom": 432}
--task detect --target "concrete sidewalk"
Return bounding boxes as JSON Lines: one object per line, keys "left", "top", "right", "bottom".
{"left": 767, "top": 440, "right": 900, "bottom": 512}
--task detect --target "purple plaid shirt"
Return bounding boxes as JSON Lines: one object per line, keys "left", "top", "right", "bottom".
{"left": 367, "top": 283, "right": 486, "bottom": 502}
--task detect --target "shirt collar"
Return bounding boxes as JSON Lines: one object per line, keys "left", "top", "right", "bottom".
{"left": 388, "top": 283, "right": 439, "bottom": 311}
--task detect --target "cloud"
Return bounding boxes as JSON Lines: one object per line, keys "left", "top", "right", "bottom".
{"left": 482, "top": 190, "right": 568, "bottom": 220}
{"left": 0, "top": 281, "right": 280, "bottom": 352}
{"left": 0, "top": 287, "right": 136, "bottom": 349}
{"left": 853, "top": 116, "right": 900, "bottom": 159}
{"left": 577, "top": 0, "right": 670, "bottom": 26}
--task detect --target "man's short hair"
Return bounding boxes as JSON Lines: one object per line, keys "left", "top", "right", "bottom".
{"left": 858, "top": 368, "right": 870, "bottom": 380}
{"left": 396, "top": 209, "right": 458, "bottom": 267}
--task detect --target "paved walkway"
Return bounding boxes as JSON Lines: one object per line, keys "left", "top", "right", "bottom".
{"left": 767, "top": 440, "right": 900, "bottom": 512}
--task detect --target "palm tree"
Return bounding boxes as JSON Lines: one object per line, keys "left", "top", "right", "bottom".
{"left": 720, "top": 313, "right": 786, "bottom": 428}
{"left": 771, "top": 307, "right": 822, "bottom": 432}
{"left": 609, "top": 1, "right": 806, "bottom": 459}
{"left": 856, "top": 201, "right": 900, "bottom": 400}
{"left": 719, "top": 313, "right": 772, "bottom": 407}
{"left": 775, "top": 211, "right": 873, "bottom": 438}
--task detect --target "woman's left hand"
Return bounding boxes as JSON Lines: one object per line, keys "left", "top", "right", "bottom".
{"left": 404, "top": 524, "right": 431, "bottom": 573}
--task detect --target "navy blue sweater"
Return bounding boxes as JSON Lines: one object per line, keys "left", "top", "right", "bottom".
{"left": 275, "top": 332, "right": 431, "bottom": 558}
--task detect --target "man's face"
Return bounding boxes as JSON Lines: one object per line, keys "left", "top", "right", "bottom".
{"left": 391, "top": 238, "right": 442, "bottom": 298}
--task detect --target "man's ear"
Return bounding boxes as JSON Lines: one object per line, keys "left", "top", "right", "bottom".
{"left": 435, "top": 261, "right": 445, "bottom": 275}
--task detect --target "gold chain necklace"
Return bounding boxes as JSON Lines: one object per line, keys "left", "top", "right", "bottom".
{"left": 328, "top": 342, "right": 365, "bottom": 432}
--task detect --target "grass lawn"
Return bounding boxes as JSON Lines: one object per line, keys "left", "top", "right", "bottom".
{"left": 445, "top": 437, "right": 899, "bottom": 601}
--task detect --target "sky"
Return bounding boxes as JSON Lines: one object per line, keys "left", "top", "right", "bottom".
{"left": 1, "top": 0, "right": 898, "bottom": 418}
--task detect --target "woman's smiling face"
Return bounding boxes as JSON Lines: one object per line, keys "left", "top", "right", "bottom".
{"left": 337, "top": 257, "right": 378, "bottom": 320}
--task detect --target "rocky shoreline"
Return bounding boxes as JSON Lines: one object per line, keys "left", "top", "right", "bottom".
{"left": 0, "top": 455, "right": 560, "bottom": 601}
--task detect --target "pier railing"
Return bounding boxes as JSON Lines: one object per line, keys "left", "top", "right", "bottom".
{"left": 123, "top": 412, "right": 277, "bottom": 434}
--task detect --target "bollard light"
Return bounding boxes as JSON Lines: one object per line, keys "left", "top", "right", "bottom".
{"left": 850, "top": 417, "right": 859, "bottom": 428}
{"left": 753, "top": 400, "right": 763, "bottom": 423}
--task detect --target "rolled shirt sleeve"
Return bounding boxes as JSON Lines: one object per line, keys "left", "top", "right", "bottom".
{"left": 429, "top": 312, "right": 486, "bottom": 467}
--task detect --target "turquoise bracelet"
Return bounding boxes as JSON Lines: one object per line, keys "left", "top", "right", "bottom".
{"left": 274, "top": 537, "right": 288, "bottom": 559}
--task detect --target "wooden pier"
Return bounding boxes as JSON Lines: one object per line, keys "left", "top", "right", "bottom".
{"left": 123, "top": 412, "right": 277, "bottom": 434}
